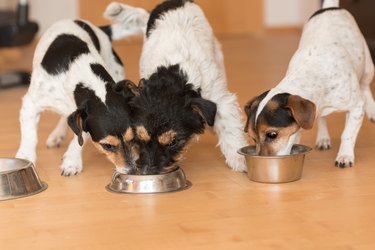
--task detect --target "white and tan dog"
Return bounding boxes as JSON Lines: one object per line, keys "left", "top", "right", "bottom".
{"left": 244, "top": 0, "right": 375, "bottom": 168}
{"left": 107, "top": 0, "right": 248, "bottom": 174}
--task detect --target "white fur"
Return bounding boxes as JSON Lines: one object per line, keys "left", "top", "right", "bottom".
{"left": 16, "top": 6, "right": 145, "bottom": 175}
{"left": 139, "top": 2, "right": 247, "bottom": 171}
{"left": 256, "top": 1, "right": 375, "bottom": 165}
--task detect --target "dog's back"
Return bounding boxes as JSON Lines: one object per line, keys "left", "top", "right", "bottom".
{"left": 140, "top": 0, "right": 220, "bottom": 88}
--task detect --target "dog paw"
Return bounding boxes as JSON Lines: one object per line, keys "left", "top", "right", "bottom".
{"left": 46, "top": 134, "right": 66, "bottom": 148}
{"left": 335, "top": 155, "right": 354, "bottom": 168}
{"left": 104, "top": 2, "right": 123, "bottom": 20}
{"left": 60, "top": 158, "right": 83, "bottom": 176}
{"left": 315, "top": 138, "right": 331, "bottom": 150}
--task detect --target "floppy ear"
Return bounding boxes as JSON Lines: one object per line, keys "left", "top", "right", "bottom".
{"left": 113, "top": 79, "right": 139, "bottom": 97}
{"left": 286, "top": 95, "right": 316, "bottom": 130}
{"left": 67, "top": 104, "right": 88, "bottom": 146}
{"left": 191, "top": 98, "right": 217, "bottom": 126}
{"left": 244, "top": 96, "right": 260, "bottom": 132}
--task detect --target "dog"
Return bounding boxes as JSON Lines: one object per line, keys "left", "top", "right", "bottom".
{"left": 15, "top": 4, "right": 148, "bottom": 176}
{"left": 244, "top": 0, "right": 375, "bottom": 168}
{"left": 108, "top": 0, "right": 248, "bottom": 174}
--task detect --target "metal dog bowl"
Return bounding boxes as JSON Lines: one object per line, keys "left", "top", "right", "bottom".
{"left": 106, "top": 167, "right": 191, "bottom": 194}
{"left": 238, "top": 144, "right": 312, "bottom": 183}
{"left": 0, "top": 158, "right": 47, "bottom": 201}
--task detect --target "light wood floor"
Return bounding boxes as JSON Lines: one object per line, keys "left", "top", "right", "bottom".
{"left": 1, "top": 32, "right": 375, "bottom": 250}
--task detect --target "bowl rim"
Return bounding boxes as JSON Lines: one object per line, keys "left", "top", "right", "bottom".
{"left": 106, "top": 166, "right": 192, "bottom": 194}
{"left": 0, "top": 157, "right": 34, "bottom": 174}
{"left": 237, "top": 144, "right": 312, "bottom": 159}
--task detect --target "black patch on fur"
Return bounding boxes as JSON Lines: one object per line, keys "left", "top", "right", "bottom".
{"left": 260, "top": 93, "right": 295, "bottom": 128}
{"left": 90, "top": 63, "right": 115, "bottom": 85}
{"left": 130, "top": 64, "right": 216, "bottom": 174}
{"left": 74, "top": 20, "right": 101, "bottom": 53}
{"left": 146, "top": 0, "right": 194, "bottom": 37}
{"left": 309, "top": 7, "right": 342, "bottom": 20}
{"left": 41, "top": 34, "right": 89, "bottom": 75}
{"left": 99, "top": 25, "right": 112, "bottom": 41}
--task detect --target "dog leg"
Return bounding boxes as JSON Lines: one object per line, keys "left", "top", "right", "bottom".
{"left": 46, "top": 116, "right": 68, "bottom": 148}
{"left": 60, "top": 133, "right": 89, "bottom": 176}
{"left": 15, "top": 94, "right": 41, "bottom": 163}
{"left": 360, "top": 42, "right": 375, "bottom": 122}
{"left": 335, "top": 105, "right": 364, "bottom": 168}
{"left": 315, "top": 116, "right": 332, "bottom": 150}
{"left": 212, "top": 94, "right": 248, "bottom": 172}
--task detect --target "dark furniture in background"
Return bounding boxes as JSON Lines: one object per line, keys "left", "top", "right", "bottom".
{"left": 0, "top": 0, "right": 38, "bottom": 89}
{"left": 341, "top": 0, "right": 375, "bottom": 61}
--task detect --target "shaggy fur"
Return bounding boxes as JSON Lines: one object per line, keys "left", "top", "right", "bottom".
{"left": 109, "top": 0, "right": 248, "bottom": 174}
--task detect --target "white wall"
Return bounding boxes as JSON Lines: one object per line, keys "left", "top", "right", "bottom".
{"left": 264, "top": 0, "right": 321, "bottom": 28}
{"left": 29, "top": 0, "right": 79, "bottom": 34}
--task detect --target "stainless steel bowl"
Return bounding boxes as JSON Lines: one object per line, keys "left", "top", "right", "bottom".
{"left": 106, "top": 167, "right": 191, "bottom": 194}
{"left": 237, "top": 144, "right": 312, "bottom": 183}
{"left": 0, "top": 158, "right": 48, "bottom": 201}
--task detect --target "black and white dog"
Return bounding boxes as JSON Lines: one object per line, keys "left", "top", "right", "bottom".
{"left": 16, "top": 4, "right": 148, "bottom": 176}
{"left": 109, "top": 0, "right": 248, "bottom": 174}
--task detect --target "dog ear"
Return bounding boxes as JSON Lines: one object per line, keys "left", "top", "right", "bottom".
{"left": 191, "top": 98, "right": 217, "bottom": 126}
{"left": 244, "top": 96, "right": 260, "bottom": 132}
{"left": 286, "top": 95, "right": 316, "bottom": 130}
{"left": 67, "top": 104, "right": 89, "bottom": 146}
{"left": 113, "top": 79, "right": 139, "bottom": 97}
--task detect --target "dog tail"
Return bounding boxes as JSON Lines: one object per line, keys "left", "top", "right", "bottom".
{"left": 322, "top": 0, "right": 339, "bottom": 8}
{"left": 101, "top": 2, "right": 150, "bottom": 41}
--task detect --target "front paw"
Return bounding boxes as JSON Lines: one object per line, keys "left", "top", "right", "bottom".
{"left": 60, "top": 157, "right": 83, "bottom": 176}
{"left": 315, "top": 138, "right": 331, "bottom": 150}
{"left": 335, "top": 155, "right": 354, "bottom": 168}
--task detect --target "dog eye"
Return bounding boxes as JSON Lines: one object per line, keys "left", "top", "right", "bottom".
{"left": 265, "top": 131, "right": 278, "bottom": 140}
{"left": 100, "top": 143, "right": 118, "bottom": 152}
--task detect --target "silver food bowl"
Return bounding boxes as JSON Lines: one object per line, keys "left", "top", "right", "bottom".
{"left": 106, "top": 167, "right": 191, "bottom": 194}
{"left": 237, "top": 144, "right": 312, "bottom": 183}
{"left": 0, "top": 158, "right": 48, "bottom": 201}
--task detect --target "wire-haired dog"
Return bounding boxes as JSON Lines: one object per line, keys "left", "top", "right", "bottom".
{"left": 109, "top": 0, "right": 248, "bottom": 174}
{"left": 244, "top": 0, "right": 375, "bottom": 167}
{"left": 16, "top": 4, "right": 148, "bottom": 176}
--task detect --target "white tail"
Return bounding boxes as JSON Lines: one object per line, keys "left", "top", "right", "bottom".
{"left": 103, "top": 2, "right": 150, "bottom": 40}
{"left": 322, "top": 0, "right": 340, "bottom": 8}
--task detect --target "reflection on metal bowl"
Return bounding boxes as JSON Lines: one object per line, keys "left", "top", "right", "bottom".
{"left": 106, "top": 167, "right": 191, "bottom": 194}
{"left": 237, "top": 144, "right": 312, "bottom": 183}
{"left": 0, "top": 158, "right": 47, "bottom": 201}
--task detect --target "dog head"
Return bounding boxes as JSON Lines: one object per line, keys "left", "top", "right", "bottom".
{"left": 130, "top": 65, "right": 217, "bottom": 174}
{"left": 244, "top": 90, "right": 316, "bottom": 155}
{"left": 68, "top": 63, "right": 140, "bottom": 173}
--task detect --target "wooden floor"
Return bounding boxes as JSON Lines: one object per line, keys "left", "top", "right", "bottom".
{"left": 1, "top": 32, "right": 375, "bottom": 250}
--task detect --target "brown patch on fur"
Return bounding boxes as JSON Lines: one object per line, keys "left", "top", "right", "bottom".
{"left": 123, "top": 127, "right": 134, "bottom": 142}
{"left": 158, "top": 130, "right": 177, "bottom": 145}
{"left": 267, "top": 100, "right": 280, "bottom": 111}
{"left": 136, "top": 126, "right": 150, "bottom": 142}
{"left": 92, "top": 141, "right": 125, "bottom": 168}
{"left": 102, "top": 135, "right": 120, "bottom": 147}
